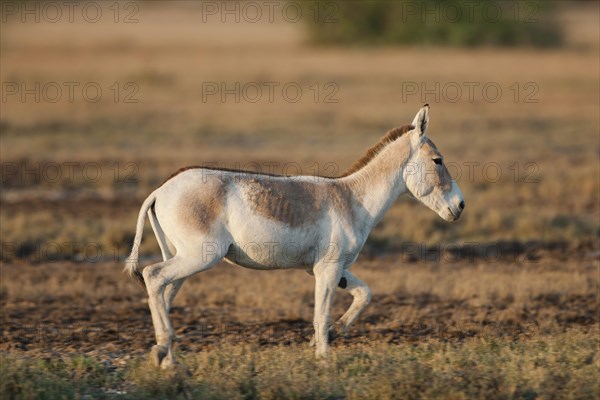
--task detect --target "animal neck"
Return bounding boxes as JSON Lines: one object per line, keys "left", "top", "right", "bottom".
{"left": 341, "top": 134, "right": 412, "bottom": 226}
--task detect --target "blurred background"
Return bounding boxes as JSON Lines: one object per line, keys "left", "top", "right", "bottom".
{"left": 1, "top": 1, "right": 598, "bottom": 261}
{"left": 1, "top": 3, "right": 599, "bottom": 395}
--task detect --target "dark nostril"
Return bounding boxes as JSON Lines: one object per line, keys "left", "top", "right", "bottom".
{"left": 459, "top": 200, "right": 465, "bottom": 210}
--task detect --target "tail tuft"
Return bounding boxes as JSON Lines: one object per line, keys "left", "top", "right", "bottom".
{"left": 124, "top": 254, "right": 146, "bottom": 288}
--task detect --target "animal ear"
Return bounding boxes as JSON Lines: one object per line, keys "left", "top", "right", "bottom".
{"left": 411, "top": 104, "right": 429, "bottom": 136}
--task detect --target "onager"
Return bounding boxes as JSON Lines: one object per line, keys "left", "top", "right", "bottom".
{"left": 126, "top": 105, "right": 464, "bottom": 368}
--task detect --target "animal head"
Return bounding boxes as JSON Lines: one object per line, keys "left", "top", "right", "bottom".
{"left": 403, "top": 105, "right": 465, "bottom": 222}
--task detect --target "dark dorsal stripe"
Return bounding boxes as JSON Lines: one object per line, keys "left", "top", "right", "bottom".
{"left": 159, "top": 166, "right": 292, "bottom": 187}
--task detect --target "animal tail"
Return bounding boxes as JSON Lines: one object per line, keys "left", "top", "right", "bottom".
{"left": 148, "top": 203, "right": 173, "bottom": 262}
{"left": 124, "top": 189, "right": 160, "bottom": 286}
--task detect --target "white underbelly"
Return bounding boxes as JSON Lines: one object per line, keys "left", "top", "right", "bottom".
{"left": 224, "top": 241, "right": 316, "bottom": 270}
{"left": 224, "top": 208, "right": 322, "bottom": 269}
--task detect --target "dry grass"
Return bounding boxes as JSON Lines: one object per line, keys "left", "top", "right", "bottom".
{"left": 0, "top": 3, "right": 599, "bottom": 399}
{"left": 1, "top": 256, "right": 598, "bottom": 398}
{"left": 1, "top": 256, "right": 597, "bottom": 336}
{"left": 2, "top": 333, "right": 599, "bottom": 400}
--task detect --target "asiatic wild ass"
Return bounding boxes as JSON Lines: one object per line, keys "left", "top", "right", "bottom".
{"left": 125, "top": 105, "right": 465, "bottom": 368}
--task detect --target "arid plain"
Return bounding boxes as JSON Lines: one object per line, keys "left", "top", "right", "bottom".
{"left": 1, "top": 3, "right": 598, "bottom": 399}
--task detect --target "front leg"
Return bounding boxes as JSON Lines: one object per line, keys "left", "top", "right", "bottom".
{"left": 312, "top": 261, "right": 343, "bottom": 358}
{"left": 334, "top": 270, "right": 371, "bottom": 336}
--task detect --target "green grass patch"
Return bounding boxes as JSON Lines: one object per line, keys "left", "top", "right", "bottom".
{"left": 2, "top": 332, "right": 598, "bottom": 399}
{"left": 303, "top": 1, "right": 564, "bottom": 48}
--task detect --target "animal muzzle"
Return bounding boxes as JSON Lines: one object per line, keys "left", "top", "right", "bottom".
{"left": 447, "top": 199, "right": 465, "bottom": 221}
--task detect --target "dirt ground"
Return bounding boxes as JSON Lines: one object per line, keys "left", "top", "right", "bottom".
{"left": 0, "top": 3, "right": 598, "bottom": 398}
{"left": 1, "top": 248, "right": 597, "bottom": 368}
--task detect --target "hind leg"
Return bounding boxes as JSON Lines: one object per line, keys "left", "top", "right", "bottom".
{"left": 148, "top": 208, "right": 182, "bottom": 313}
{"left": 165, "top": 279, "right": 185, "bottom": 313}
{"left": 143, "top": 249, "right": 225, "bottom": 369}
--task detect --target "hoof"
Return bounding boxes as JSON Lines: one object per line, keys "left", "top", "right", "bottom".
{"left": 159, "top": 358, "right": 191, "bottom": 376}
{"left": 149, "top": 345, "right": 168, "bottom": 368}
{"left": 328, "top": 328, "right": 340, "bottom": 344}
{"left": 159, "top": 355, "right": 181, "bottom": 371}
{"left": 315, "top": 348, "right": 330, "bottom": 361}
{"left": 173, "top": 362, "right": 192, "bottom": 377}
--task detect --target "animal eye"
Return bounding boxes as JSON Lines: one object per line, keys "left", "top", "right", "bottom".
{"left": 433, "top": 158, "right": 443, "bottom": 165}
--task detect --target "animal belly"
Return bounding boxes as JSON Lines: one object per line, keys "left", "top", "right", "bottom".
{"left": 224, "top": 241, "right": 316, "bottom": 270}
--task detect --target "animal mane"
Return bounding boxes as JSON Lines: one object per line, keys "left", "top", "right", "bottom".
{"left": 338, "top": 124, "right": 414, "bottom": 177}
